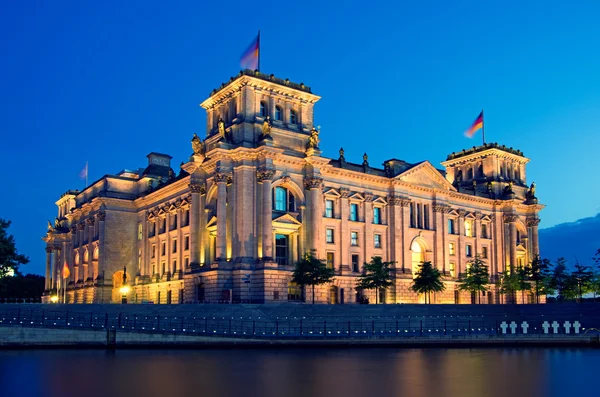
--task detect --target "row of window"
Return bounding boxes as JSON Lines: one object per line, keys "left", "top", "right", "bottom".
{"left": 260, "top": 102, "right": 298, "bottom": 124}
{"left": 325, "top": 200, "right": 383, "bottom": 223}
{"left": 447, "top": 219, "right": 490, "bottom": 238}
{"left": 150, "top": 236, "right": 190, "bottom": 259}
{"left": 326, "top": 252, "right": 362, "bottom": 272}
{"left": 145, "top": 211, "right": 191, "bottom": 239}
{"left": 148, "top": 257, "right": 189, "bottom": 276}
{"left": 448, "top": 242, "right": 488, "bottom": 259}
{"left": 409, "top": 203, "right": 430, "bottom": 229}
{"left": 326, "top": 229, "right": 382, "bottom": 248}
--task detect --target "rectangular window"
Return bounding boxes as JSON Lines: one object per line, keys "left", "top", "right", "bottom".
{"left": 172, "top": 239, "right": 177, "bottom": 253}
{"left": 352, "top": 254, "right": 359, "bottom": 272}
{"left": 326, "top": 228, "right": 334, "bottom": 244}
{"left": 449, "top": 242, "right": 455, "bottom": 256}
{"left": 184, "top": 257, "right": 189, "bottom": 268}
{"left": 482, "top": 246, "right": 488, "bottom": 259}
{"left": 423, "top": 205, "right": 429, "bottom": 229}
{"left": 374, "top": 234, "right": 382, "bottom": 249}
{"left": 466, "top": 244, "right": 473, "bottom": 257}
{"left": 465, "top": 220, "right": 473, "bottom": 237}
{"left": 160, "top": 218, "right": 166, "bottom": 234}
{"left": 325, "top": 200, "right": 334, "bottom": 218}
{"left": 171, "top": 214, "right": 178, "bottom": 230}
{"left": 326, "top": 252, "right": 334, "bottom": 269}
{"left": 448, "top": 219, "right": 455, "bottom": 234}
{"left": 275, "top": 234, "right": 289, "bottom": 266}
{"left": 173, "top": 260, "right": 177, "bottom": 271}
{"left": 138, "top": 249, "right": 142, "bottom": 271}
{"left": 137, "top": 223, "right": 143, "bottom": 240}
{"left": 449, "top": 262, "right": 455, "bottom": 278}
{"left": 410, "top": 203, "right": 415, "bottom": 227}
{"left": 183, "top": 210, "right": 190, "bottom": 226}
{"left": 373, "top": 207, "right": 381, "bottom": 224}
{"left": 149, "top": 222, "right": 156, "bottom": 237}
{"left": 417, "top": 203, "right": 422, "bottom": 229}
{"left": 184, "top": 236, "right": 189, "bottom": 251}
{"left": 151, "top": 244, "right": 156, "bottom": 259}
{"left": 350, "top": 203, "right": 358, "bottom": 221}
{"left": 161, "top": 242, "right": 166, "bottom": 256}
{"left": 351, "top": 231, "right": 358, "bottom": 246}
{"left": 481, "top": 223, "right": 488, "bottom": 239}
{"left": 274, "top": 187, "right": 287, "bottom": 211}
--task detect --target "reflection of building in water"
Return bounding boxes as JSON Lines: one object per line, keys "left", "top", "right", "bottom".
{"left": 42, "top": 70, "right": 543, "bottom": 304}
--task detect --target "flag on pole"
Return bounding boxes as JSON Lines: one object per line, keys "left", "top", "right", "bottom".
{"left": 79, "top": 162, "right": 88, "bottom": 179}
{"left": 465, "top": 111, "right": 484, "bottom": 138}
{"left": 62, "top": 262, "right": 70, "bottom": 279}
{"left": 240, "top": 32, "right": 260, "bottom": 71}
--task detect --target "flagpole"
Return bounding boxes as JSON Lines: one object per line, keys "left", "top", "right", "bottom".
{"left": 86, "top": 161, "right": 88, "bottom": 188}
{"left": 481, "top": 109, "right": 485, "bottom": 145}
{"left": 257, "top": 30, "right": 261, "bottom": 72}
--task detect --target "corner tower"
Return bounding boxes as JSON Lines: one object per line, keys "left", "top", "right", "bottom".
{"left": 199, "top": 70, "right": 321, "bottom": 153}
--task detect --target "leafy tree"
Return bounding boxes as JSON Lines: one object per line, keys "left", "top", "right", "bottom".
{"left": 0, "top": 219, "right": 30, "bottom": 278}
{"left": 589, "top": 271, "right": 600, "bottom": 302}
{"left": 356, "top": 256, "right": 395, "bottom": 304}
{"left": 291, "top": 252, "right": 335, "bottom": 304}
{"left": 411, "top": 261, "right": 445, "bottom": 304}
{"left": 498, "top": 270, "right": 519, "bottom": 304}
{"left": 572, "top": 262, "right": 593, "bottom": 302}
{"left": 0, "top": 274, "right": 44, "bottom": 301}
{"left": 529, "top": 256, "right": 552, "bottom": 303}
{"left": 516, "top": 265, "right": 532, "bottom": 304}
{"left": 549, "top": 258, "right": 577, "bottom": 301}
{"left": 458, "top": 255, "right": 489, "bottom": 304}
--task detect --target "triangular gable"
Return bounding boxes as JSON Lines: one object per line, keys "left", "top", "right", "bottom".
{"left": 168, "top": 203, "right": 177, "bottom": 212}
{"left": 323, "top": 188, "right": 341, "bottom": 198}
{"left": 448, "top": 209, "right": 459, "bottom": 217}
{"left": 481, "top": 215, "right": 492, "bottom": 222}
{"left": 272, "top": 213, "right": 302, "bottom": 225}
{"left": 157, "top": 208, "right": 166, "bottom": 216}
{"left": 206, "top": 216, "right": 217, "bottom": 228}
{"left": 349, "top": 192, "right": 365, "bottom": 201}
{"left": 465, "top": 212, "right": 476, "bottom": 219}
{"left": 395, "top": 161, "right": 456, "bottom": 191}
{"left": 373, "top": 196, "right": 387, "bottom": 205}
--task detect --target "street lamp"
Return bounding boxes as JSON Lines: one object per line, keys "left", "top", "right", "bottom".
{"left": 50, "top": 295, "right": 59, "bottom": 303}
{"left": 120, "top": 266, "right": 129, "bottom": 304}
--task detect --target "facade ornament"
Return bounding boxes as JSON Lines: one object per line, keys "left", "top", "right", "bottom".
{"left": 96, "top": 211, "right": 106, "bottom": 222}
{"left": 217, "top": 117, "right": 225, "bottom": 138}
{"left": 487, "top": 181, "right": 493, "bottom": 196}
{"left": 503, "top": 214, "right": 519, "bottom": 223}
{"left": 526, "top": 218, "right": 541, "bottom": 227}
{"left": 214, "top": 172, "right": 230, "bottom": 184}
{"left": 339, "top": 147, "right": 345, "bottom": 161}
{"left": 525, "top": 182, "right": 537, "bottom": 203}
{"left": 364, "top": 192, "right": 374, "bottom": 202}
{"left": 458, "top": 209, "right": 467, "bottom": 218}
{"left": 340, "top": 187, "right": 350, "bottom": 198}
{"left": 433, "top": 204, "right": 449, "bottom": 213}
{"left": 189, "top": 182, "right": 207, "bottom": 194}
{"left": 307, "top": 127, "right": 320, "bottom": 149}
{"left": 256, "top": 169, "right": 276, "bottom": 182}
{"left": 47, "top": 220, "right": 54, "bottom": 231}
{"left": 261, "top": 116, "right": 272, "bottom": 139}
{"left": 191, "top": 133, "right": 205, "bottom": 156}
{"left": 303, "top": 177, "right": 323, "bottom": 190}
{"left": 384, "top": 161, "right": 393, "bottom": 177}
{"left": 86, "top": 217, "right": 95, "bottom": 226}
{"left": 474, "top": 211, "right": 483, "bottom": 220}
{"left": 362, "top": 153, "right": 369, "bottom": 167}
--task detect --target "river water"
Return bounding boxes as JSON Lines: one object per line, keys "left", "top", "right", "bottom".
{"left": 0, "top": 348, "right": 597, "bottom": 397}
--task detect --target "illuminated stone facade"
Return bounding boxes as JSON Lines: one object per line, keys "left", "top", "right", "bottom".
{"left": 42, "top": 70, "right": 544, "bottom": 304}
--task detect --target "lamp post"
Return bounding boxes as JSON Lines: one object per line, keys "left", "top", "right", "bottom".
{"left": 120, "top": 266, "right": 130, "bottom": 304}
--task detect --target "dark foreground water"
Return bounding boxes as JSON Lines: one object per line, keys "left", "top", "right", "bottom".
{"left": 0, "top": 348, "right": 598, "bottom": 397}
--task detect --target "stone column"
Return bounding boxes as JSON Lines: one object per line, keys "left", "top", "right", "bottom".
{"left": 304, "top": 177, "right": 323, "bottom": 257}
{"left": 189, "top": 183, "right": 205, "bottom": 268}
{"left": 87, "top": 218, "right": 95, "bottom": 281}
{"left": 364, "top": 193, "right": 374, "bottom": 264}
{"left": 215, "top": 172, "right": 229, "bottom": 261}
{"left": 457, "top": 210, "right": 466, "bottom": 276}
{"left": 45, "top": 247, "right": 52, "bottom": 290}
{"left": 340, "top": 188, "right": 350, "bottom": 271}
{"left": 258, "top": 169, "right": 275, "bottom": 260}
{"left": 474, "top": 212, "right": 482, "bottom": 258}
{"left": 527, "top": 218, "right": 541, "bottom": 259}
{"left": 298, "top": 205, "right": 306, "bottom": 256}
{"left": 52, "top": 247, "right": 60, "bottom": 289}
{"left": 400, "top": 199, "right": 411, "bottom": 273}
{"left": 387, "top": 196, "right": 403, "bottom": 266}
{"left": 433, "top": 204, "right": 447, "bottom": 272}
{"left": 505, "top": 215, "right": 518, "bottom": 272}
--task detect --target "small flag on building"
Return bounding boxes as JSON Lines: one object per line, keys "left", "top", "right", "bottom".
{"left": 465, "top": 111, "right": 484, "bottom": 138}
{"left": 240, "top": 32, "right": 260, "bottom": 71}
{"left": 62, "top": 262, "right": 70, "bottom": 279}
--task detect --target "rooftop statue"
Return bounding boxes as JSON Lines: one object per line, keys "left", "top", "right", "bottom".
{"left": 262, "top": 116, "right": 272, "bottom": 138}
{"left": 218, "top": 117, "right": 225, "bottom": 138}
{"left": 362, "top": 153, "right": 369, "bottom": 167}
{"left": 526, "top": 182, "right": 537, "bottom": 201}
{"left": 307, "top": 127, "right": 320, "bottom": 149}
{"left": 191, "top": 133, "right": 205, "bottom": 155}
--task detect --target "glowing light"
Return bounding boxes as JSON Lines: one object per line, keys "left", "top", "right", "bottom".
{"left": 50, "top": 295, "right": 59, "bottom": 303}
{"left": 120, "top": 285, "right": 130, "bottom": 295}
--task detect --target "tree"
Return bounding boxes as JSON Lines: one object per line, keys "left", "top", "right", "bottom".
{"left": 356, "top": 256, "right": 395, "bottom": 304}
{"left": 589, "top": 271, "right": 600, "bottom": 302}
{"left": 549, "top": 258, "right": 577, "bottom": 301}
{"left": 498, "top": 270, "right": 519, "bottom": 304}
{"left": 515, "top": 265, "right": 532, "bottom": 304}
{"left": 571, "top": 262, "right": 593, "bottom": 302}
{"left": 411, "top": 261, "right": 445, "bottom": 304}
{"left": 529, "top": 256, "right": 552, "bottom": 303}
{"left": 0, "top": 274, "right": 44, "bottom": 302}
{"left": 291, "top": 252, "right": 335, "bottom": 304}
{"left": 0, "top": 219, "right": 30, "bottom": 278}
{"left": 458, "top": 255, "right": 489, "bottom": 304}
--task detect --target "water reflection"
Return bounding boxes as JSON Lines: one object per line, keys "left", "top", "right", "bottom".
{"left": 0, "top": 348, "right": 598, "bottom": 397}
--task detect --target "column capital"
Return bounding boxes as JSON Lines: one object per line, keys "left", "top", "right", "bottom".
{"left": 96, "top": 211, "right": 106, "bottom": 222}
{"left": 214, "top": 172, "right": 232, "bottom": 184}
{"left": 458, "top": 209, "right": 468, "bottom": 218}
{"left": 504, "top": 214, "right": 519, "bottom": 223}
{"left": 340, "top": 187, "right": 350, "bottom": 198}
{"left": 256, "top": 168, "right": 275, "bottom": 182}
{"left": 364, "top": 192, "right": 374, "bottom": 202}
{"left": 303, "top": 177, "right": 323, "bottom": 190}
{"left": 189, "top": 182, "right": 207, "bottom": 194}
{"left": 77, "top": 222, "right": 86, "bottom": 231}
{"left": 86, "top": 217, "right": 95, "bottom": 226}
{"left": 433, "top": 204, "right": 450, "bottom": 213}
{"left": 388, "top": 195, "right": 410, "bottom": 207}
{"left": 526, "top": 217, "right": 541, "bottom": 227}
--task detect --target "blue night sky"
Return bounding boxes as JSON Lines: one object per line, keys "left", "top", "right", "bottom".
{"left": 2, "top": 0, "right": 600, "bottom": 275}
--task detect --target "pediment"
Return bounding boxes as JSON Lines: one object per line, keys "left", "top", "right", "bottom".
{"left": 481, "top": 215, "right": 492, "bottom": 222}
{"left": 272, "top": 213, "right": 302, "bottom": 225}
{"left": 395, "top": 161, "right": 456, "bottom": 191}
{"left": 349, "top": 193, "right": 365, "bottom": 201}
{"left": 323, "top": 187, "right": 341, "bottom": 197}
{"left": 373, "top": 196, "right": 387, "bottom": 205}
{"left": 465, "top": 212, "right": 476, "bottom": 219}
{"left": 448, "top": 209, "right": 459, "bottom": 217}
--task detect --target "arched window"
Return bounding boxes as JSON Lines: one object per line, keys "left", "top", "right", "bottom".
{"left": 467, "top": 168, "right": 473, "bottom": 180}
{"left": 290, "top": 109, "right": 297, "bottom": 124}
{"left": 260, "top": 102, "right": 267, "bottom": 117}
{"left": 75, "top": 253, "right": 80, "bottom": 265}
{"left": 93, "top": 247, "right": 99, "bottom": 260}
{"left": 273, "top": 186, "right": 296, "bottom": 212}
{"left": 411, "top": 240, "right": 424, "bottom": 278}
{"left": 83, "top": 249, "right": 89, "bottom": 263}
{"left": 275, "top": 106, "right": 282, "bottom": 121}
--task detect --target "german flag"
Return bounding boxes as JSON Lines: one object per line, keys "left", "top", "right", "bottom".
{"left": 465, "top": 111, "right": 484, "bottom": 137}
